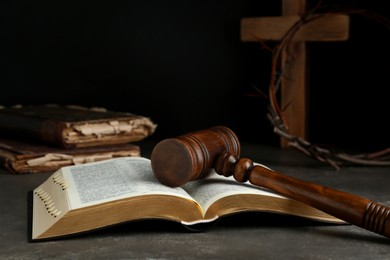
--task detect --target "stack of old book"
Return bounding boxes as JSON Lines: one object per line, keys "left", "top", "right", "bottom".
{"left": 0, "top": 104, "right": 157, "bottom": 174}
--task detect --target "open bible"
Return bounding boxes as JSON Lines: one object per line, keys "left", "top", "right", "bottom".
{"left": 31, "top": 157, "right": 345, "bottom": 241}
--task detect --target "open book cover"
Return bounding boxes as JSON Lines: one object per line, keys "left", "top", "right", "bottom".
{"left": 31, "top": 157, "right": 345, "bottom": 241}
{"left": 0, "top": 105, "right": 157, "bottom": 148}
{"left": 0, "top": 137, "right": 141, "bottom": 174}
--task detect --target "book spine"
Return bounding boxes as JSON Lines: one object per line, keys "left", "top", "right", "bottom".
{"left": 40, "top": 120, "right": 69, "bottom": 148}
{"left": 0, "top": 113, "right": 67, "bottom": 148}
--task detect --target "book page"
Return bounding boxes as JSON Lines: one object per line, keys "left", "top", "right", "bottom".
{"left": 182, "top": 169, "right": 286, "bottom": 213}
{"left": 62, "top": 157, "right": 194, "bottom": 209}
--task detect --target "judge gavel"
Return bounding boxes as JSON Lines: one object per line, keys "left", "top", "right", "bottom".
{"left": 151, "top": 126, "right": 390, "bottom": 239}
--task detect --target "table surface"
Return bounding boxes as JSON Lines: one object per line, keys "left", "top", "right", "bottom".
{"left": 1, "top": 140, "right": 389, "bottom": 259}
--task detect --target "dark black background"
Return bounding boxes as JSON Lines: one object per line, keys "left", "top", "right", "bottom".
{"left": 0, "top": 0, "right": 388, "bottom": 152}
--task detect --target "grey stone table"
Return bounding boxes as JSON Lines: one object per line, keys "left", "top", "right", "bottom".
{"left": 1, "top": 140, "right": 389, "bottom": 259}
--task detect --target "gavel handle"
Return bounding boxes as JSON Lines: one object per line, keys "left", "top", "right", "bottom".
{"left": 216, "top": 154, "right": 390, "bottom": 239}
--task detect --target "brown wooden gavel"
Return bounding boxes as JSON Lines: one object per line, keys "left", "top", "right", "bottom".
{"left": 151, "top": 126, "right": 390, "bottom": 239}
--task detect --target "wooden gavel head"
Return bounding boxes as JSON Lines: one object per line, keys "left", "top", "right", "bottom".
{"left": 151, "top": 126, "right": 240, "bottom": 187}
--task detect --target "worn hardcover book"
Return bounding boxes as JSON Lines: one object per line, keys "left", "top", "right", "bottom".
{"left": 0, "top": 105, "right": 157, "bottom": 148}
{"left": 0, "top": 137, "right": 141, "bottom": 174}
{"left": 31, "top": 157, "right": 344, "bottom": 241}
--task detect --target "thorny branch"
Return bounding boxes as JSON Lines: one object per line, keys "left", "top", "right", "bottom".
{"left": 264, "top": 4, "right": 390, "bottom": 169}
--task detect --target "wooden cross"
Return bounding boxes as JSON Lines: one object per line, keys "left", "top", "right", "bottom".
{"left": 241, "top": 0, "right": 350, "bottom": 147}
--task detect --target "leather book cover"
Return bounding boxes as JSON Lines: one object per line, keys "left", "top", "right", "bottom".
{"left": 0, "top": 137, "right": 141, "bottom": 174}
{"left": 0, "top": 105, "right": 157, "bottom": 148}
